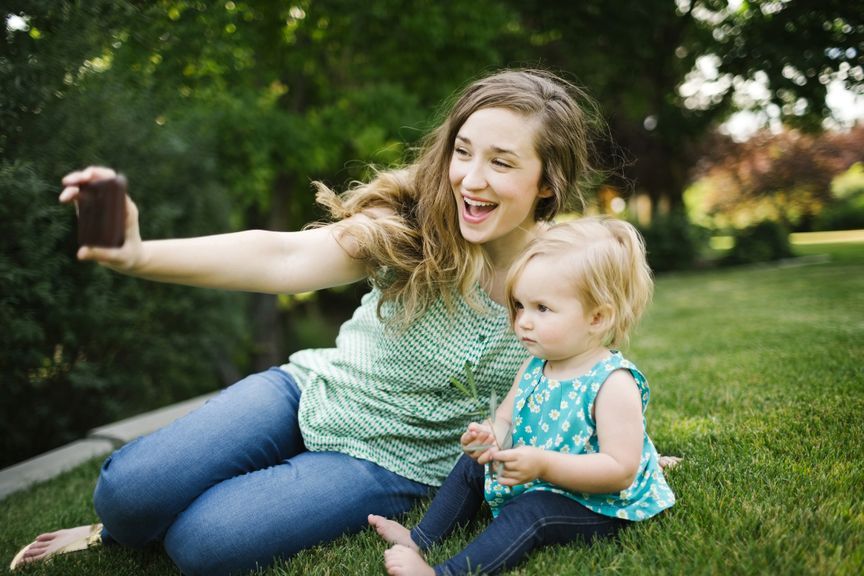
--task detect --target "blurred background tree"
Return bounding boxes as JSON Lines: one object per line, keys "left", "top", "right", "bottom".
{"left": 2, "top": 0, "right": 861, "bottom": 466}
{"left": 688, "top": 127, "right": 864, "bottom": 230}
{"left": 1, "top": 0, "right": 248, "bottom": 467}
{"left": 496, "top": 0, "right": 862, "bottom": 267}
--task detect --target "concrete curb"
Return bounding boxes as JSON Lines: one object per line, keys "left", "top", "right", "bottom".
{"left": 89, "top": 393, "right": 218, "bottom": 445}
{"left": 0, "top": 392, "right": 216, "bottom": 501}
{"left": 0, "top": 439, "right": 115, "bottom": 501}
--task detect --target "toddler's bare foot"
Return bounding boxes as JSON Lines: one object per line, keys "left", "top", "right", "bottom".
{"left": 10, "top": 524, "right": 102, "bottom": 569}
{"left": 384, "top": 544, "right": 434, "bottom": 576}
{"left": 367, "top": 514, "right": 419, "bottom": 551}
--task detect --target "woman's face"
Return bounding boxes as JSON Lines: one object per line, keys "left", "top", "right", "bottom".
{"left": 449, "top": 107, "right": 552, "bottom": 262}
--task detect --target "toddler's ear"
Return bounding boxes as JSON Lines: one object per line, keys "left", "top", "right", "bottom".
{"left": 589, "top": 304, "right": 615, "bottom": 335}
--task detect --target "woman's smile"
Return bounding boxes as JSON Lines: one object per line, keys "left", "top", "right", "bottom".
{"left": 461, "top": 194, "right": 498, "bottom": 223}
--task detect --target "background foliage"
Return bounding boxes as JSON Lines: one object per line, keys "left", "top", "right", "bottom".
{"left": 2, "top": 0, "right": 861, "bottom": 465}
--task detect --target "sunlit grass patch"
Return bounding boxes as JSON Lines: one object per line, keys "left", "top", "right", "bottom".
{"left": 2, "top": 241, "right": 862, "bottom": 575}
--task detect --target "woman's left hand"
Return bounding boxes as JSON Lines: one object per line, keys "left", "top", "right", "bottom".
{"left": 491, "top": 447, "right": 547, "bottom": 486}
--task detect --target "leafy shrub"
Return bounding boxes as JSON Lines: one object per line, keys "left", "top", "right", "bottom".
{"left": 0, "top": 103, "right": 250, "bottom": 467}
{"left": 813, "top": 195, "right": 864, "bottom": 231}
{"left": 723, "top": 220, "right": 795, "bottom": 266}
{"left": 637, "top": 211, "right": 711, "bottom": 273}
{"left": 813, "top": 163, "right": 864, "bottom": 231}
{"left": 0, "top": 6, "right": 259, "bottom": 465}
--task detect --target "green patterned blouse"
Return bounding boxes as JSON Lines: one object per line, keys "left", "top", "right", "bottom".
{"left": 282, "top": 287, "right": 528, "bottom": 486}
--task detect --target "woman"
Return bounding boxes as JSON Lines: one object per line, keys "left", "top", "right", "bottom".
{"left": 12, "top": 68, "right": 602, "bottom": 575}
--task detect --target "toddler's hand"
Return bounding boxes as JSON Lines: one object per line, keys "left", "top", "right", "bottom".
{"left": 489, "top": 447, "right": 546, "bottom": 487}
{"left": 461, "top": 422, "right": 498, "bottom": 463}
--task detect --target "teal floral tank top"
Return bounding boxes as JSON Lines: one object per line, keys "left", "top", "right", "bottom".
{"left": 484, "top": 352, "right": 675, "bottom": 520}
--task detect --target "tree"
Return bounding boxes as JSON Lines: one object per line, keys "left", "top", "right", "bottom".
{"left": 688, "top": 126, "right": 864, "bottom": 228}
{"left": 1, "top": 1, "right": 248, "bottom": 466}
{"left": 499, "top": 0, "right": 863, "bottom": 214}
{"left": 95, "top": 0, "right": 518, "bottom": 369}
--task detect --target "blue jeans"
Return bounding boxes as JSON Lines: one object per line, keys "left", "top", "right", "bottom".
{"left": 93, "top": 367, "right": 432, "bottom": 576}
{"left": 411, "top": 454, "right": 626, "bottom": 575}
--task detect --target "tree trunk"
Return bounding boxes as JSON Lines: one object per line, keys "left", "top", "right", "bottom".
{"left": 245, "top": 173, "right": 295, "bottom": 372}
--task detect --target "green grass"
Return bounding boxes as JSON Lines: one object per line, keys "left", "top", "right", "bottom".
{"left": 3, "top": 242, "right": 863, "bottom": 575}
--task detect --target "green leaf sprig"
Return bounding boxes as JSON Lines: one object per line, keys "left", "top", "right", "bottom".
{"left": 449, "top": 361, "right": 479, "bottom": 401}
{"left": 452, "top": 362, "right": 512, "bottom": 453}
{"left": 450, "top": 361, "right": 486, "bottom": 420}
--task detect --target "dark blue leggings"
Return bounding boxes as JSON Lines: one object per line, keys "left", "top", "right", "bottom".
{"left": 411, "top": 454, "right": 626, "bottom": 575}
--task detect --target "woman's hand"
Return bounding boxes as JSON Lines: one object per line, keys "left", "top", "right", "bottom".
{"left": 58, "top": 167, "right": 369, "bottom": 293}
{"left": 489, "top": 446, "right": 548, "bottom": 487}
{"left": 60, "top": 166, "right": 144, "bottom": 272}
{"left": 460, "top": 422, "right": 499, "bottom": 463}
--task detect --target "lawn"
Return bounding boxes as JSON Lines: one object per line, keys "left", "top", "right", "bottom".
{"left": 3, "top": 240, "right": 862, "bottom": 576}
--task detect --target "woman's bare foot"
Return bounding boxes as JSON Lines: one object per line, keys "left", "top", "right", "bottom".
{"left": 384, "top": 544, "right": 434, "bottom": 576}
{"left": 10, "top": 524, "right": 102, "bottom": 569}
{"left": 658, "top": 455, "right": 683, "bottom": 470}
{"left": 367, "top": 514, "right": 419, "bottom": 551}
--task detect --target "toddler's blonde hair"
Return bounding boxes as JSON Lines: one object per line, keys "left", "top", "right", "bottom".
{"left": 505, "top": 217, "right": 653, "bottom": 348}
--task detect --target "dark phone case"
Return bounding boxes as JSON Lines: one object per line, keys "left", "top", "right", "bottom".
{"left": 77, "top": 175, "right": 127, "bottom": 248}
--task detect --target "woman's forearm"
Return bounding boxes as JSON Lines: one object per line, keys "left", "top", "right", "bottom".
{"left": 127, "top": 230, "right": 290, "bottom": 292}
{"left": 62, "top": 167, "right": 369, "bottom": 295}
{"left": 121, "top": 226, "right": 367, "bottom": 294}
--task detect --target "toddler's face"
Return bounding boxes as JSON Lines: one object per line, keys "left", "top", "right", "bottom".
{"left": 511, "top": 256, "right": 597, "bottom": 364}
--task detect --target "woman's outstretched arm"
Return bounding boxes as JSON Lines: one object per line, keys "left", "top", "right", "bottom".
{"left": 60, "top": 166, "right": 369, "bottom": 294}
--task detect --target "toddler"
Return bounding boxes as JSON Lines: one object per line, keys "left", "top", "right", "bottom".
{"left": 369, "top": 217, "right": 675, "bottom": 575}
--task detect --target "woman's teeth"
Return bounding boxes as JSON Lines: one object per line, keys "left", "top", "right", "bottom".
{"left": 464, "top": 197, "right": 496, "bottom": 218}
{"left": 464, "top": 197, "right": 495, "bottom": 208}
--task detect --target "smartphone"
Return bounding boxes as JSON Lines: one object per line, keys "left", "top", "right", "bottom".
{"left": 77, "top": 174, "right": 127, "bottom": 248}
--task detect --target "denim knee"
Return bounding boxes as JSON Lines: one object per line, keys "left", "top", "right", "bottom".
{"left": 452, "top": 453, "right": 485, "bottom": 485}
{"left": 496, "top": 491, "right": 625, "bottom": 546}
{"left": 93, "top": 440, "right": 173, "bottom": 547}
